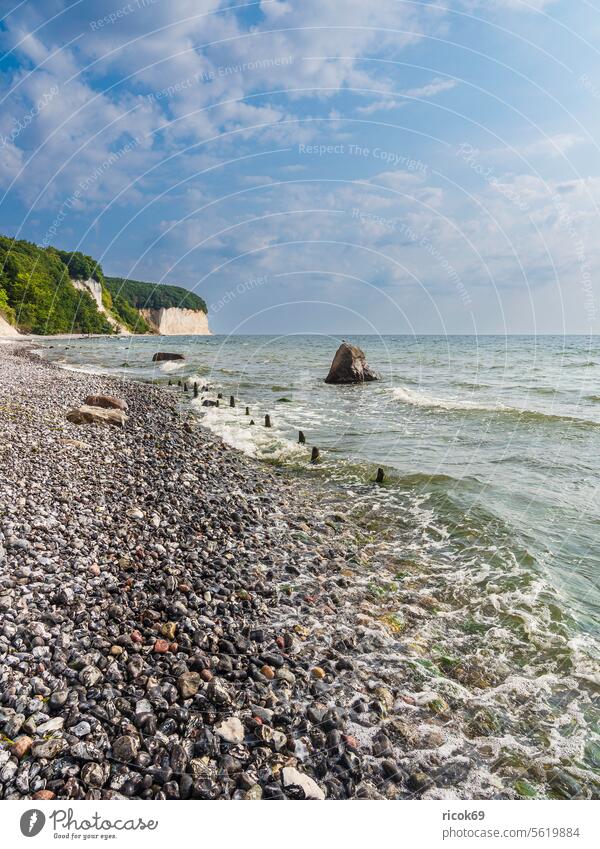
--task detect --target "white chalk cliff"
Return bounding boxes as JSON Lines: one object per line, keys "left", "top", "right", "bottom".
{"left": 0, "top": 313, "right": 19, "bottom": 336}
{"left": 139, "top": 307, "right": 211, "bottom": 336}
{"left": 72, "top": 278, "right": 131, "bottom": 335}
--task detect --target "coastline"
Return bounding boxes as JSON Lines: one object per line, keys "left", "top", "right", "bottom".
{"left": 0, "top": 343, "right": 407, "bottom": 800}
{"left": 0, "top": 343, "right": 596, "bottom": 801}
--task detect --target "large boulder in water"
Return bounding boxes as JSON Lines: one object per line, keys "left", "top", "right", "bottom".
{"left": 324, "top": 341, "right": 379, "bottom": 384}
{"left": 152, "top": 352, "right": 185, "bottom": 362}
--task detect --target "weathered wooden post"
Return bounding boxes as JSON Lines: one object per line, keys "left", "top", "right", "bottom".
{"left": 245, "top": 406, "right": 250, "bottom": 416}
{"left": 249, "top": 419, "right": 255, "bottom": 425}
{"left": 310, "top": 447, "right": 320, "bottom": 463}
{"left": 230, "top": 396, "right": 235, "bottom": 408}
{"left": 216, "top": 399, "right": 220, "bottom": 407}
{"left": 375, "top": 467, "right": 385, "bottom": 484}
{"left": 217, "top": 392, "right": 223, "bottom": 399}
{"left": 298, "top": 431, "right": 306, "bottom": 444}
{"left": 184, "top": 382, "right": 188, "bottom": 392}
{"left": 168, "top": 380, "right": 172, "bottom": 386}
{"left": 193, "top": 382, "right": 198, "bottom": 397}
{"left": 265, "top": 414, "right": 271, "bottom": 428}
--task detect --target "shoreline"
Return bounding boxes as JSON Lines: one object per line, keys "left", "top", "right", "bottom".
{"left": 0, "top": 343, "right": 596, "bottom": 801}
{"left": 0, "top": 343, "right": 410, "bottom": 801}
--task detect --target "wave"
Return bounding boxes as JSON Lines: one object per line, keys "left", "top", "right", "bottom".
{"left": 157, "top": 360, "right": 185, "bottom": 373}
{"left": 452, "top": 381, "right": 490, "bottom": 390}
{"left": 390, "top": 386, "right": 600, "bottom": 427}
{"left": 391, "top": 385, "right": 499, "bottom": 412}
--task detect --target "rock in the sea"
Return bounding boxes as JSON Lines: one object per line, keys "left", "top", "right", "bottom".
{"left": 152, "top": 352, "right": 185, "bottom": 362}
{"left": 324, "top": 341, "right": 379, "bottom": 384}
{"left": 66, "top": 405, "right": 127, "bottom": 428}
{"left": 84, "top": 394, "right": 128, "bottom": 411}
{"left": 281, "top": 766, "right": 325, "bottom": 800}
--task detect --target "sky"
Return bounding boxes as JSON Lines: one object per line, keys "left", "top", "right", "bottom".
{"left": 1, "top": 0, "right": 600, "bottom": 335}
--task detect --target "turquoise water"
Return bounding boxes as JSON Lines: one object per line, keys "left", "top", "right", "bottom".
{"left": 40, "top": 334, "right": 600, "bottom": 795}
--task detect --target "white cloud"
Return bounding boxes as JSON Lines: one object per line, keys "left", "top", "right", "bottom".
{"left": 356, "top": 77, "right": 457, "bottom": 114}
{"left": 521, "top": 134, "right": 586, "bottom": 157}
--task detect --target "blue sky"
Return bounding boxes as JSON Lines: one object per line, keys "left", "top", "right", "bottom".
{"left": 1, "top": 0, "right": 600, "bottom": 334}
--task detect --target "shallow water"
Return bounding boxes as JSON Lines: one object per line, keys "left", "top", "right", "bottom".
{"left": 39, "top": 334, "right": 600, "bottom": 797}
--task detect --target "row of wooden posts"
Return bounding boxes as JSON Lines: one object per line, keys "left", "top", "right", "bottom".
{"left": 168, "top": 378, "right": 385, "bottom": 482}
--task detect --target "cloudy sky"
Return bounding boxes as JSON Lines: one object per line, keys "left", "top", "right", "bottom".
{"left": 1, "top": 1, "right": 600, "bottom": 334}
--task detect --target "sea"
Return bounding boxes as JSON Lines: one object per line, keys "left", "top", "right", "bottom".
{"left": 38, "top": 333, "right": 600, "bottom": 797}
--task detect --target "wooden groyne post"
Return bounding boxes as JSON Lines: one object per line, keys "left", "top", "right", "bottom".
{"left": 310, "top": 447, "right": 320, "bottom": 463}
{"left": 375, "top": 467, "right": 385, "bottom": 484}
{"left": 298, "top": 430, "right": 306, "bottom": 444}
{"left": 264, "top": 414, "right": 271, "bottom": 428}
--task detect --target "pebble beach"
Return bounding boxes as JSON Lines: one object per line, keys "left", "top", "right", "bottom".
{"left": 0, "top": 342, "right": 410, "bottom": 801}
{"left": 0, "top": 342, "right": 596, "bottom": 802}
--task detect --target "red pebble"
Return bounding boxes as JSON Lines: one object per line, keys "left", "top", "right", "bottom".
{"left": 33, "top": 790, "right": 55, "bottom": 800}
{"left": 153, "top": 639, "right": 169, "bottom": 653}
{"left": 131, "top": 630, "right": 143, "bottom": 644}
{"left": 343, "top": 734, "right": 360, "bottom": 749}
{"left": 276, "top": 636, "right": 285, "bottom": 650}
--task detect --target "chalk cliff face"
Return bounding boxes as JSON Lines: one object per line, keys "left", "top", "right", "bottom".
{"left": 139, "top": 307, "right": 211, "bottom": 336}
{"left": 72, "top": 279, "right": 131, "bottom": 335}
{"left": 0, "top": 313, "right": 19, "bottom": 336}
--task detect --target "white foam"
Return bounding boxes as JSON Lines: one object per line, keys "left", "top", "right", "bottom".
{"left": 157, "top": 360, "right": 185, "bottom": 373}
{"left": 390, "top": 385, "right": 503, "bottom": 412}
{"left": 195, "top": 401, "right": 306, "bottom": 462}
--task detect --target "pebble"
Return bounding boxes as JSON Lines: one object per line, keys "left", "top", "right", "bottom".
{"left": 281, "top": 766, "right": 326, "bottom": 800}
{"left": 12, "top": 736, "right": 33, "bottom": 759}
{"left": 215, "top": 717, "right": 245, "bottom": 744}
{"left": 260, "top": 665, "right": 275, "bottom": 680}
{"left": 177, "top": 672, "right": 201, "bottom": 699}
{"left": 112, "top": 736, "right": 139, "bottom": 762}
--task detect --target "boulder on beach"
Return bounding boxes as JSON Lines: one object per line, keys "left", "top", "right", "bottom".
{"left": 66, "top": 405, "right": 127, "bottom": 428}
{"left": 152, "top": 352, "right": 185, "bottom": 362}
{"left": 85, "top": 394, "right": 128, "bottom": 411}
{"left": 324, "top": 341, "right": 379, "bottom": 384}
